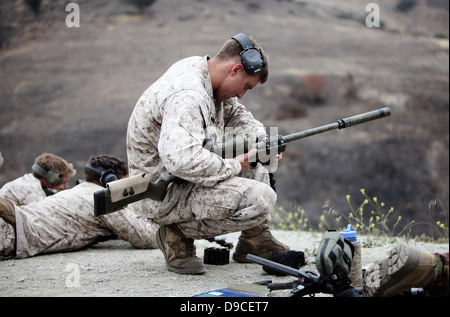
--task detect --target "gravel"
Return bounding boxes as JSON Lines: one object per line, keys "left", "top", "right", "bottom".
{"left": 1, "top": 230, "right": 448, "bottom": 297}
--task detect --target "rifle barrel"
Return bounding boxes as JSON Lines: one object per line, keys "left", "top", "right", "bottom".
{"left": 282, "top": 107, "right": 391, "bottom": 144}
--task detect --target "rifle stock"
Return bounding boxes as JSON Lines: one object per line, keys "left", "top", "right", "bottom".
{"left": 94, "top": 172, "right": 176, "bottom": 216}
{"left": 94, "top": 107, "right": 391, "bottom": 216}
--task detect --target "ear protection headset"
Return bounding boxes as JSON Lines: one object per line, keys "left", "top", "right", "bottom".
{"left": 232, "top": 33, "right": 265, "bottom": 75}
{"left": 85, "top": 162, "right": 119, "bottom": 187}
{"left": 32, "top": 163, "right": 64, "bottom": 186}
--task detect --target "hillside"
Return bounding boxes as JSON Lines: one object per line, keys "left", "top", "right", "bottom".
{"left": 0, "top": 0, "right": 449, "bottom": 236}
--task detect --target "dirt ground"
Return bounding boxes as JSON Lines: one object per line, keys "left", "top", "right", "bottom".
{"left": 1, "top": 230, "right": 448, "bottom": 297}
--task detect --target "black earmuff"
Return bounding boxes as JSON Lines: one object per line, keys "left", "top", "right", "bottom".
{"left": 32, "top": 163, "right": 64, "bottom": 186}
{"left": 85, "top": 162, "right": 119, "bottom": 187}
{"left": 232, "top": 33, "right": 265, "bottom": 75}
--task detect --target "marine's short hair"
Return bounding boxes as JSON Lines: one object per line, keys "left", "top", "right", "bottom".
{"left": 33, "top": 153, "right": 76, "bottom": 178}
{"left": 84, "top": 154, "right": 128, "bottom": 183}
{"left": 214, "top": 35, "right": 269, "bottom": 84}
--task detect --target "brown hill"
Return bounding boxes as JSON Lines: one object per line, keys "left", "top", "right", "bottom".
{"left": 0, "top": 0, "right": 448, "bottom": 236}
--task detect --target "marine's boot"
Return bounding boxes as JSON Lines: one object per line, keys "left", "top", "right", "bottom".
{"left": 156, "top": 224, "right": 206, "bottom": 274}
{"left": 232, "top": 221, "right": 289, "bottom": 263}
{"left": 363, "top": 244, "right": 438, "bottom": 297}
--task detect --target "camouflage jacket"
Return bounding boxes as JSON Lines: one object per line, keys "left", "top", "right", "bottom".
{"left": 0, "top": 173, "right": 46, "bottom": 206}
{"left": 126, "top": 56, "right": 266, "bottom": 219}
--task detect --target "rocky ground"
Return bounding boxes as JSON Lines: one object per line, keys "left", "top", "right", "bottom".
{"left": 1, "top": 230, "right": 448, "bottom": 297}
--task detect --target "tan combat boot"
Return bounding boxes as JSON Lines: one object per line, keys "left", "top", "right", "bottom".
{"left": 363, "top": 243, "right": 437, "bottom": 297}
{"left": 232, "top": 221, "right": 289, "bottom": 263}
{"left": 156, "top": 224, "right": 206, "bottom": 274}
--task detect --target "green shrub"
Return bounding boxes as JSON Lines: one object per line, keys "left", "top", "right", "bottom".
{"left": 271, "top": 189, "right": 448, "bottom": 244}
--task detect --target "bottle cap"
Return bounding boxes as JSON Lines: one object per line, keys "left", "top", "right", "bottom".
{"left": 341, "top": 224, "right": 357, "bottom": 241}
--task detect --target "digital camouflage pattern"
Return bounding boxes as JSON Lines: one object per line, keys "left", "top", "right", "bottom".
{"left": 127, "top": 56, "right": 276, "bottom": 238}
{"left": 0, "top": 173, "right": 47, "bottom": 206}
{"left": 0, "top": 218, "right": 15, "bottom": 259}
{"left": 8, "top": 182, "right": 157, "bottom": 258}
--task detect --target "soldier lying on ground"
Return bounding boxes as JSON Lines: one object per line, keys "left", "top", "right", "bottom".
{"left": 0, "top": 154, "right": 157, "bottom": 260}
{"left": 300, "top": 232, "right": 448, "bottom": 297}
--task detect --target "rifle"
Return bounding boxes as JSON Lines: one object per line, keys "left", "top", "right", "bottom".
{"left": 246, "top": 254, "right": 361, "bottom": 297}
{"left": 93, "top": 107, "right": 391, "bottom": 216}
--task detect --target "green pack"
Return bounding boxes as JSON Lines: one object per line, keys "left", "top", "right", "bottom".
{"left": 316, "top": 231, "right": 354, "bottom": 281}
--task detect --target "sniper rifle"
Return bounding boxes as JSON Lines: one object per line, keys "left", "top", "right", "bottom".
{"left": 246, "top": 254, "right": 361, "bottom": 297}
{"left": 93, "top": 107, "right": 391, "bottom": 216}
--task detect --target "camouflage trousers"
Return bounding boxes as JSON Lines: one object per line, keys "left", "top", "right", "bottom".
{"left": 153, "top": 165, "right": 277, "bottom": 239}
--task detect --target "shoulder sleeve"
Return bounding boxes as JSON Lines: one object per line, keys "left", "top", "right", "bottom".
{"left": 223, "top": 98, "right": 267, "bottom": 139}
{"left": 158, "top": 90, "right": 241, "bottom": 186}
{"left": 0, "top": 174, "right": 46, "bottom": 206}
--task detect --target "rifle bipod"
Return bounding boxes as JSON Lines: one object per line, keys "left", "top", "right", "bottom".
{"left": 247, "top": 254, "right": 362, "bottom": 297}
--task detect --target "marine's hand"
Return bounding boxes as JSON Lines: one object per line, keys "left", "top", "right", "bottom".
{"left": 234, "top": 148, "right": 258, "bottom": 173}
{"left": 274, "top": 153, "right": 283, "bottom": 164}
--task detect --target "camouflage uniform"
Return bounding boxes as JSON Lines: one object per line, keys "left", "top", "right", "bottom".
{"left": 127, "top": 56, "right": 276, "bottom": 239}
{"left": 3, "top": 182, "right": 157, "bottom": 259}
{"left": 1, "top": 173, "right": 47, "bottom": 258}
{"left": 0, "top": 218, "right": 15, "bottom": 259}
{"left": 0, "top": 173, "right": 47, "bottom": 206}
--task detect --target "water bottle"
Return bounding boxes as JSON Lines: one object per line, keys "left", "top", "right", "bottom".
{"left": 341, "top": 224, "right": 362, "bottom": 287}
